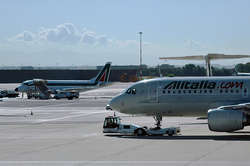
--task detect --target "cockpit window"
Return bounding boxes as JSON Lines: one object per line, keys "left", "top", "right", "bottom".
{"left": 126, "top": 89, "right": 131, "bottom": 94}
{"left": 126, "top": 88, "right": 136, "bottom": 95}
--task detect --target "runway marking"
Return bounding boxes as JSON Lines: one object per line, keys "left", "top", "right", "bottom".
{"left": 34, "top": 111, "right": 107, "bottom": 123}
{"left": 0, "top": 107, "right": 105, "bottom": 111}
{"left": 0, "top": 132, "right": 100, "bottom": 139}
{"left": 0, "top": 100, "right": 88, "bottom": 109}
{"left": 0, "top": 161, "right": 249, "bottom": 165}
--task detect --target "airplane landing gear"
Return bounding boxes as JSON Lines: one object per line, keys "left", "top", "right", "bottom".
{"left": 153, "top": 113, "right": 162, "bottom": 129}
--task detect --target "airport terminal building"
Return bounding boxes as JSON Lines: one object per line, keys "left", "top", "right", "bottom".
{"left": 0, "top": 65, "right": 138, "bottom": 83}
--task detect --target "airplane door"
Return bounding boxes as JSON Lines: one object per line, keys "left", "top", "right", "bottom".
{"left": 242, "top": 87, "right": 248, "bottom": 98}
{"left": 148, "top": 82, "right": 158, "bottom": 103}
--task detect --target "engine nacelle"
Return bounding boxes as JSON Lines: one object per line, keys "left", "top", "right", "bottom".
{"left": 208, "top": 109, "right": 250, "bottom": 132}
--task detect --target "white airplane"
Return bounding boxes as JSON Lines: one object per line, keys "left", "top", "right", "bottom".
{"left": 15, "top": 62, "right": 111, "bottom": 99}
{"left": 108, "top": 76, "right": 250, "bottom": 132}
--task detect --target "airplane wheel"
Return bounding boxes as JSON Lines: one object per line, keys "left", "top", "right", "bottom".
{"left": 168, "top": 131, "right": 173, "bottom": 136}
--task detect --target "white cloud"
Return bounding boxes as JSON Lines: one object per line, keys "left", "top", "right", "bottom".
{"left": 14, "top": 31, "right": 35, "bottom": 41}
{"left": 80, "top": 31, "right": 112, "bottom": 46}
{"left": 10, "top": 23, "right": 115, "bottom": 46}
{"left": 80, "top": 31, "right": 97, "bottom": 44}
{"left": 10, "top": 23, "right": 144, "bottom": 48}
{"left": 39, "top": 23, "right": 81, "bottom": 43}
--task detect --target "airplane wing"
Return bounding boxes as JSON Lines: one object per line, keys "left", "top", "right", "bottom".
{"left": 207, "top": 102, "right": 250, "bottom": 132}
{"left": 59, "top": 88, "right": 88, "bottom": 92}
{"left": 60, "top": 83, "right": 113, "bottom": 93}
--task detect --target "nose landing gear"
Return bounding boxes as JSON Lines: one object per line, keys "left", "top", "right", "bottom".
{"left": 153, "top": 113, "right": 162, "bottom": 129}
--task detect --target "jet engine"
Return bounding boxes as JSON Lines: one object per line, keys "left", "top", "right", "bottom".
{"left": 208, "top": 109, "right": 250, "bottom": 132}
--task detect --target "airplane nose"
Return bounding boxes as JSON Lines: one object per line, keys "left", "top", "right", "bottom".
{"left": 109, "top": 96, "right": 121, "bottom": 111}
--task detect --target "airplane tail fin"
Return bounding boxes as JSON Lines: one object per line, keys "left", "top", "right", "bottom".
{"left": 92, "top": 62, "right": 111, "bottom": 84}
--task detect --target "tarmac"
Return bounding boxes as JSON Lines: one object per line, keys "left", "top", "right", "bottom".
{"left": 0, "top": 83, "right": 250, "bottom": 166}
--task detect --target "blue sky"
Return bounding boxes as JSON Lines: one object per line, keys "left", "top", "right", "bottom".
{"left": 1, "top": 0, "right": 250, "bottom": 66}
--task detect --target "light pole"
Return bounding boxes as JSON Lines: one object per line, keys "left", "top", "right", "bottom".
{"left": 138, "top": 32, "right": 143, "bottom": 79}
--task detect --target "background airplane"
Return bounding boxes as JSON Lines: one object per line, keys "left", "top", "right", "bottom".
{"left": 15, "top": 62, "right": 111, "bottom": 99}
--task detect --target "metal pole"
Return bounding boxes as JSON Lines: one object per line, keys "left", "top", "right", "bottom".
{"left": 139, "top": 32, "right": 143, "bottom": 79}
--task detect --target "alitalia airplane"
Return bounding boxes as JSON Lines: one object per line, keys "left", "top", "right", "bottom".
{"left": 15, "top": 62, "right": 111, "bottom": 99}
{"left": 108, "top": 76, "right": 250, "bottom": 132}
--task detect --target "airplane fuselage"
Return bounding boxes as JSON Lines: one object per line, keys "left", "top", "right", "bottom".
{"left": 16, "top": 80, "right": 101, "bottom": 93}
{"left": 109, "top": 76, "right": 250, "bottom": 117}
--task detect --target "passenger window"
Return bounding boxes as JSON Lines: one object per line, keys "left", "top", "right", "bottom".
{"left": 123, "top": 125, "right": 130, "bottom": 129}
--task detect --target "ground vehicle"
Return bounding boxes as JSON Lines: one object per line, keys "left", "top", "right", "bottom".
{"left": 0, "top": 90, "right": 19, "bottom": 98}
{"left": 54, "top": 91, "right": 79, "bottom": 100}
{"left": 103, "top": 116, "right": 180, "bottom": 136}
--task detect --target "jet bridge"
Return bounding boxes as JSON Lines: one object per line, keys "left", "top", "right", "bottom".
{"left": 159, "top": 53, "right": 250, "bottom": 76}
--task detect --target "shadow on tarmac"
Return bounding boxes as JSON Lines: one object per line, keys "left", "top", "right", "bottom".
{"left": 105, "top": 134, "right": 250, "bottom": 141}
{"left": 180, "top": 122, "right": 208, "bottom": 125}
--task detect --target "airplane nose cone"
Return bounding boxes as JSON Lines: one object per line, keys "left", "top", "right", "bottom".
{"left": 109, "top": 96, "right": 121, "bottom": 111}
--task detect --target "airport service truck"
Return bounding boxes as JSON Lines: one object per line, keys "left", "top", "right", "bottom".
{"left": 0, "top": 90, "right": 19, "bottom": 98}
{"left": 54, "top": 91, "right": 79, "bottom": 100}
{"left": 103, "top": 116, "right": 180, "bottom": 136}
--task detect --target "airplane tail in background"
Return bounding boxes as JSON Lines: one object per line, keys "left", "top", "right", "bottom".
{"left": 92, "top": 62, "right": 111, "bottom": 84}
